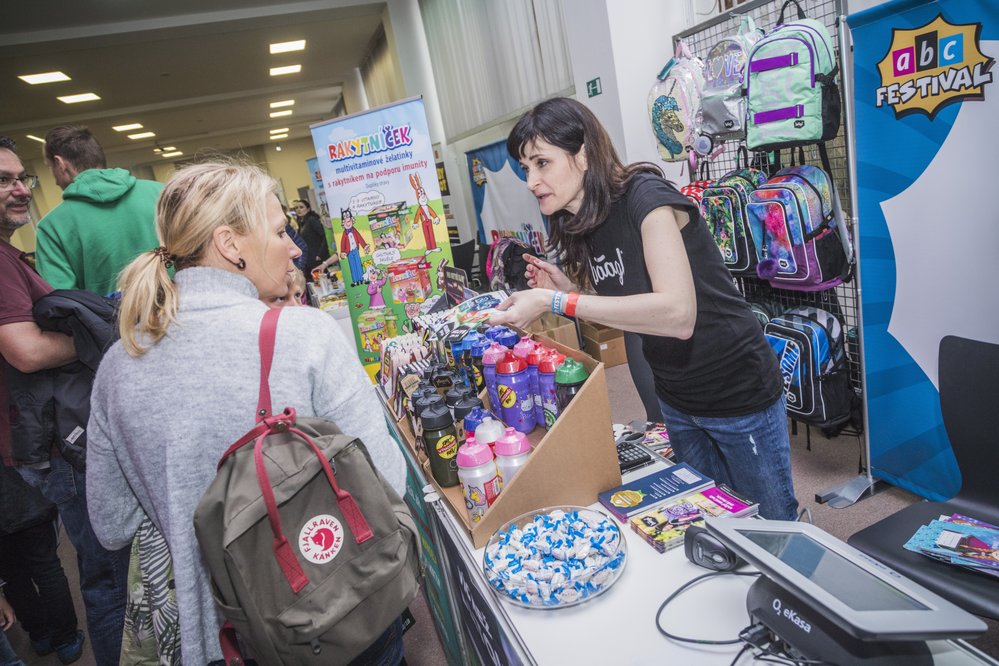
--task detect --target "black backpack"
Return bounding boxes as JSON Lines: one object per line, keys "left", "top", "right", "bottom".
{"left": 487, "top": 237, "right": 540, "bottom": 292}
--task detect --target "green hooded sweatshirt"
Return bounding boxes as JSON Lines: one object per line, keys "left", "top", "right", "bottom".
{"left": 36, "top": 168, "right": 164, "bottom": 296}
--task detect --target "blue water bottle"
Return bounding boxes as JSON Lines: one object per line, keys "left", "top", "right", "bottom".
{"left": 481, "top": 342, "right": 507, "bottom": 415}
{"left": 494, "top": 352, "right": 536, "bottom": 433}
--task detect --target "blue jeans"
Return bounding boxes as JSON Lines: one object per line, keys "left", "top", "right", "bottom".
{"left": 659, "top": 395, "right": 799, "bottom": 520}
{"left": 0, "top": 630, "right": 25, "bottom": 666}
{"left": 17, "top": 458, "right": 130, "bottom": 666}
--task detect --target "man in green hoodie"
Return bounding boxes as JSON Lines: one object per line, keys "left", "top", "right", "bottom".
{"left": 36, "top": 126, "right": 163, "bottom": 296}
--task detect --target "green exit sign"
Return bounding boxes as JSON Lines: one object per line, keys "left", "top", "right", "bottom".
{"left": 586, "top": 77, "right": 602, "bottom": 98}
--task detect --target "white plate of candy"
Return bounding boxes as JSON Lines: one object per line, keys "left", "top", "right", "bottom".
{"left": 482, "top": 505, "right": 627, "bottom": 609}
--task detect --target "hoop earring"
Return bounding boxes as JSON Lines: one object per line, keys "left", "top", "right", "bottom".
{"left": 236, "top": 257, "right": 246, "bottom": 271}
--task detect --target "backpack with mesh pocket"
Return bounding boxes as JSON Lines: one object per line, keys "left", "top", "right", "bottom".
{"left": 194, "top": 308, "right": 420, "bottom": 665}
{"left": 648, "top": 40, "right": 704, "bottom": 162}
{"left": 764, "top": 306, "right": 851, "bottom": 428}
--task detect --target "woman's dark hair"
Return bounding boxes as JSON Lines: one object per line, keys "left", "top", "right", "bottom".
{"left": 507, "top": 97, "right": 662, "bottom": 287}
{"left": 294, "top": 199, "right": 312, "bottom": 210}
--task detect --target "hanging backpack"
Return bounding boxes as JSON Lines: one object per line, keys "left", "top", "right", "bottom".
{"left": 745, "top": 0, "right": 840, "bottom": 152}
{"left": 486, "top": 237, "right": 540, "bottom": 292}
{"left": 764, "top": 306, "right": 851, "bottom": 428}
{"left": 647, "top": 40, "right": 704, "bottom": 162}
{"left": 746, "top": 163, "right": 853, "bottom": 291}
{"left": 193, "top": 308, "right": 421, "bottom": 665}
{"left": 680, "top": 160, "right": 714, "bottom": 206}
{"left": 698, "top": 149, "right": 767, "bottom": 276}
{"left": 695, "top": 15, "right": 764, "bottom": 154}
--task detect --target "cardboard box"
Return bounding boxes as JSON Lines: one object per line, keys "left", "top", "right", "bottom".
{"left": 394, "top": 332, "right": 621, "bottom": 548}
{"left": 580, "top": 321, "right": 627, "bottom": 367}
{"left": 527, "top": 313, "right": 579, "bottom": 350}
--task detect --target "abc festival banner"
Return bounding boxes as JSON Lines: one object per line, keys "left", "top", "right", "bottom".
{"left": 848, "top": 0, "right": 998, "bottom": 499}
{"left": 311, "top": 97, "right": 453, "bottom": 376}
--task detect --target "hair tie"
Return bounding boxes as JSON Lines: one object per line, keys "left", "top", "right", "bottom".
{"left": 152, "top": 246, "right": 175, "bottom": 268}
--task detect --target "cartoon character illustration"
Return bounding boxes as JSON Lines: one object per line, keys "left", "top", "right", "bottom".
{"left": 366, "top": 266, "right": 387, "bottom": 309}
{"left": 409, "top": 173, "right": 441, "bottom": 254}
{"left": 338, "top": 207, "right": 371, "bottom": 286}
{"left": 651, "top": 94, "right": 685, "bottom": 159}
{"left": 436, "top": 257, "right": 448, "bottom": 292}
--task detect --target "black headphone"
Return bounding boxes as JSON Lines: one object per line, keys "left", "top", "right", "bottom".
{"left": 684, "top": 524, "right": 745, "bottom": 572}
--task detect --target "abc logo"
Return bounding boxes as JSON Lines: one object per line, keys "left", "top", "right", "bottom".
{"left": 893, "top": 30, "right": 963, "bottom": 76}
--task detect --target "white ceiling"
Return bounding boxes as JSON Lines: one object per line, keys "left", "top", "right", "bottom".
{"left": 0, "top": 0, "right": 387, "bottom": 170}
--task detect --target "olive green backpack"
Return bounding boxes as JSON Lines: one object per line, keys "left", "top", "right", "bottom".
{"left": 194, "top": 307, "right": 420, "bottom": 665}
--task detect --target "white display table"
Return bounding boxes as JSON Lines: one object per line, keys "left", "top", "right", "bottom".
{"left": 383, "top": 404, "right": 998, "bottom": 665}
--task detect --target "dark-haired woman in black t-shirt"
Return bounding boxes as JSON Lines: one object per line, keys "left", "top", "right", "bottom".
{"left": 490, "top": 97, "right": 797, "bottom": 520}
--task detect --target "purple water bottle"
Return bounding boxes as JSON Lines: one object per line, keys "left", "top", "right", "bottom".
{"left": 494, "top": 352, "right": 536, "bottom": 433}
{"left": 537, "top": 352, "right": 566, "bottom": 428}
{"left": 527, "top": 346, "right": 549, "bottom": 428}
{"left": 481, "top": 343, "right": 507, "bottom": 415}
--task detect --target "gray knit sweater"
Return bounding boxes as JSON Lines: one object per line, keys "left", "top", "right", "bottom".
{"left": 87, "top": 267, "right": 405, "bottom": 665}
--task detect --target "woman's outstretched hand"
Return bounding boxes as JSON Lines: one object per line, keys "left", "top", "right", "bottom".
{"left": 524, "top": 254, "right": 574, "bottom": 292}
{"left": 489, "top": 289, "right": 552, "bottom": 330}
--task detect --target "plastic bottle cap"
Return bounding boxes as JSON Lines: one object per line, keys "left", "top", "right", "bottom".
{"left": 456, "top": 436, "right": 494, "bottom": 467}
{"left": 538, "top": 352, "right": 567, "bottom": 374}
{"left": 494, "top": 427, "right": 532, "bottom": 457}
{"left": 513, "top": 336, "right": 536, "bottom": 359}
{"left": 474, "top": 417, "right": 506, "bottom": 444}
{"left": 420, "top": 403, "right": 454, "bottom": 430}
{"left": 555, "top": 357, "right": 589, "bottom": 384}
{"left": 495, "top": 352, "right": 527, "bottom": 375}
{"left": 526, "top": 346, "right": 550, "bottom": 367}
{"left": 481, "top": 343, "right": 508, "bottom": 366}
{"left": 470, "top": 338, "right": 492, "bottom": 357}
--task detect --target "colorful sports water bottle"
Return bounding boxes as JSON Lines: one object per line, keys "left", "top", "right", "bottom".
{"left": 452, "top": 395, "right": 483, "bottom": 440}
{"left": 481, "top": 343, "right": 507, "bottom": 415}
{"left": 456, "top": 436, "right": 501, "bottom": 523}
{"left": 420, "top": 402, "right": 460, "bottom": 487}
{"left": 526, "top": 346, "right": 550, "bottom": 428}
{"left": 494, "top": 427, "right": 532, "bottom": 487}
{"left": 469, "top": 337, "right": 492, "bottom": 391}
{"left": 555, "top": 358, "right": 590, "bottom": 412}
{"left": 494, "top": 352, "right": 536, "bottom": 433}
{"left": 537, "top": 352, "right": 566, "bottom": 427}
{"left": 463, "top": 406, "right": 492, "bottom": 441}
{"left": 462, "top": 331, "right": 483, "bottom": 388}
{"left": 493, "top": 327, "right": 519, "bottom": 349}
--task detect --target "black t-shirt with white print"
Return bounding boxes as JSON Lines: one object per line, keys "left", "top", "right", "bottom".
{"left": 586, "top": 172, "right": 782, "bottom": 417}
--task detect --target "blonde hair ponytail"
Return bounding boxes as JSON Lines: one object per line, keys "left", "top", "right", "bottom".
{"left": 117, "top": 251, "right": 178, "bottom": 356}
{"left": 117, "top": 160, "right": 276, "bottom": 356}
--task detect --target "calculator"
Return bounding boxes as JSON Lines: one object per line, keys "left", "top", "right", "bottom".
{"left": 616, "top": 433, "right": 654, "bottom": 473}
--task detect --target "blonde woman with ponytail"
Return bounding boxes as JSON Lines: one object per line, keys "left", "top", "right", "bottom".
{"left": 86, "top": 162, "right": 407, "bottom": 665}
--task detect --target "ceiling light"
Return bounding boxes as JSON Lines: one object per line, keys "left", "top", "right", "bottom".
{"left": 26, "top": 134, "right": 46, "bottom": 143}
{"left": 270, "top": 40, "right": 306, "bottom": 54}
{"left": 269, "top": 128, "right": 289, "bottom": 134}
{"left": 112, "top": 123, "right": 143, "bottom": 132}
{"left": 270, "top": 134, "right": 288, "bottom": 140}
{"left": 128, "top": 131, "right": 156, "bottom": 140}
{"left": 270, "top": 99, "right": 295, "bottom": 108}
{"left": 153, "top": 147, "right": 162, "bottom": 153}
{"left": 162, "top": 146, "right": 176, "bottom": 151}
{"left": 269, "top": 64, "right": 301, "bottom": 76}
{"left": 269, "top": 110, "right": 293, "bottom": 118}
{"left": 19, "top": 71, "right": 71, "bottom": 85}
{"left": 57, "top": 93, "right": 100, "bottom": 104}
{"left": 161, "top": 151, "right": 183, "bottom": 158}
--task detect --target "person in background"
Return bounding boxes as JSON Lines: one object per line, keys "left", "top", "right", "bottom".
{"left": 283, "top": 204, "right": 308, "bottom": 272}
{"left": 0, "top": 463, "right": 83, "bottom": 665}
{"left": 263, "top": 268, "right": 307, "bottom": 309}
{"left": 36, "top": 125, "right": 163, "bottom": 296}
{"left": 293, "top": 198, "right": 330, "bottom": 277}
{"left": 86, "top": 161, "right": 407, "bottom": 665}
{"left": 0, "top": 590, "right": 25, "bottom": 666}
{"left": 0, "top": 136, "right": 128, "bottom": 666}
{"left": 489, "top": 98, "right": 798, "bottom": 521}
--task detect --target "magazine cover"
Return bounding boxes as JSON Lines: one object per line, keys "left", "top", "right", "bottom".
{"left": 597, "top": 463, "right": 713, "bottom": 522}
{"left": 630, "top": 485, "right": 758, "bottom": 553}
{"left": 904, "top": 519, "right": 999, "bottom": 577}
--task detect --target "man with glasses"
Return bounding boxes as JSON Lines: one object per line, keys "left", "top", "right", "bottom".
{"left": 0, "top": 136, "right": 128, "bottom": 665}
{"left": 36, "top": 125, "right": 162, "bottom": 296}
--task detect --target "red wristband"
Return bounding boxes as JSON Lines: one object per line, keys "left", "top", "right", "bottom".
{"left": 564, "top": 292, "right": 580, "bottom": 317}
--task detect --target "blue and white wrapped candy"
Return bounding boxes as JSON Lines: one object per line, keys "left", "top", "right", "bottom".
{"left": 483, "top": 507, "right": 626, "bottom": 608}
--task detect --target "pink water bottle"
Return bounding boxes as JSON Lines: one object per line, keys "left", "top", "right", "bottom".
{"left": 512, "top": 335, "right": 537, "bottom": 360}
{"left": 456, "top": 436, "right": 501, "bottom": 523}
{"left": 494, "top": 427, "right": 532, "bottom": 487}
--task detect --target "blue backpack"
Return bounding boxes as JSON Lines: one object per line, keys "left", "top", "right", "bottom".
{"left": 764, "top": 306, "right": 851, "bottom": 428}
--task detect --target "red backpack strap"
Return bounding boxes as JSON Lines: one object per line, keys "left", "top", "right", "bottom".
{"left": 219, "top": 621, "right": 244, "bottom": 664}
{"left": 256, "top": 307, "right": 281, "bottom": 421}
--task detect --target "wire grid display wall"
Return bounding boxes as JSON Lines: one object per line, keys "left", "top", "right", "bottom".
{"left": 675, "top": 0, "right": 864, "bottom": 417}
